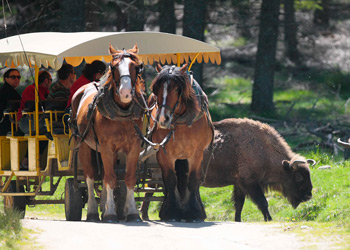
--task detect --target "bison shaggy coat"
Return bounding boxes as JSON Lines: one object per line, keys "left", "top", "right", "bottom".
{"left": 202, "top": 118, "right": 313, "bottom": 222}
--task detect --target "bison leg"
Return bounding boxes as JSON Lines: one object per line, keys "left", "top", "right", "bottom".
{"left": 232, "top": 186, "right": 246, "bottom": 222}
{"left": 246, "top": 184, "right": 272, "bottom": 221}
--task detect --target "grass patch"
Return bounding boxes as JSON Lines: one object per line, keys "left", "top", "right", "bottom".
{"left": 0, "top": 210, "right": 23, "bottom": 249}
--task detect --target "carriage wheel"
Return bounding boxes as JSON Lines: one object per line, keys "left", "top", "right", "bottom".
{"left": 3, "top": 181, "right": 27, "bottom": 219}
{"left": 64, "top": 178, "right": 83, "bottom": 221}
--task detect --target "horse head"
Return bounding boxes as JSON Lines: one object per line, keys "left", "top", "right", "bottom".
{"left": 150, "top": 62, "right": 199, "bottom": 129}
{"left": 108, "top": 44, "right": 144, "bottom": 105}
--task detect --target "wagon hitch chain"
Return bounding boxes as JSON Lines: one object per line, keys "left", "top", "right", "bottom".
{"left": 133, "top": 122, "right": 174, "bottom": 162}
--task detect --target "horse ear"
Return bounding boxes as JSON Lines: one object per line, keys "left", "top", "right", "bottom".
{"left": 155, "top": 62, "right": 163, "bottom": 73}
{"left": 109, "top": 44, "right": 119, "bottom": 55}
{"left": 180, "top": 63, "right": 189, "bottom": 73}
{"left": 129, "top": 44, "right": 139, "bottom": 54}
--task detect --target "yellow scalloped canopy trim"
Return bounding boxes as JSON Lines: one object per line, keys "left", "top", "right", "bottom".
{"left": 3, "top": 52, "right": 221, "bottom": 68}
{"left": 64, "top": 52, "right": 221, "bottom": 67}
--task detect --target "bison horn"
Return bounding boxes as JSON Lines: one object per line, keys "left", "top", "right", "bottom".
{"left": 337, "top": 138, "right": 350, "bottom": 148}
{"left": 291, "top": 160, "right": 306, "bottom": 170}
{"left": 306, "top": 159, "right": 316, "bottom": 166}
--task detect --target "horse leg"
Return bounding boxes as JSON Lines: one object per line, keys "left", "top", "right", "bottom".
{"left": 175, "top": 159, "right": 188, "bottom": 199}
{"left": 140, "top": 192, "right": 153, "bottom": 221}
{"left": 182, "top": 156, "right": 206, "bottom": 222}
{"left": 100, "top": 150, "right": 118, "bottom": 222}
{"left": 232, "top": 185, "right": 246, "bottom": 222}
{"left": 79, "top": 143, "right": 99, "bottom": 221}
{"left": 124, "top": 151, "right": 142, "bottom": 222}
{"left": 158, "top": 156, "right": 181, "bottom": 221}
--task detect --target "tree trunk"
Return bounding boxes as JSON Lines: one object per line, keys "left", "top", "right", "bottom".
{"left": 251, "top": 0, "right": 281, "bottom": 113}
{"left": 284, "top": 0, "right": 299, "bottom": 64}
{"left": 183, "top": 0, "right": 207, "bottom": 86}
{"left": 85, "top": 0, "right": 100, "bottom": 31}
{"left": 313, "top": 0, "right": 330, "bottom": 26}
{"left": 59, "top": 0, "right": 85, "bottom": 32}
{"left": 127, "top": 0, "right": 145, "bottom": 31}
{"left": 159, "top": 0, "right": 176, "bottom": 34}
{"left": 236, "top": 0, "right": 253, "bottom": 39}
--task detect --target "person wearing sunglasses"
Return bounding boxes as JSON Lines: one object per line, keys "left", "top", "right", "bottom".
{"left": 0, "top": 68, "right": 22, "bottom": 135}
{"left": 18, "top": 70, "right": 52, "bottom": 135}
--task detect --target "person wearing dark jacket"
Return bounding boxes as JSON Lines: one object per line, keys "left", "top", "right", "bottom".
{"left": 0, "top": 69, "right": 22, "bottom": 135}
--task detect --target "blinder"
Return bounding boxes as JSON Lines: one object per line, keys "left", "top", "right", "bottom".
{"left": 155, "top": 66, "right": 182, "bottom": 127}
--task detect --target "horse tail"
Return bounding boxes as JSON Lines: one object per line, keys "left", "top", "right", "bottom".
{"left": 175, "top": 159, "right": 188, "bottom": 199}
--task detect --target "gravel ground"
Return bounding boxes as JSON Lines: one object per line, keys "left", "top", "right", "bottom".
{"left": 22, "top": 219, "right": 311, "bottom": 250}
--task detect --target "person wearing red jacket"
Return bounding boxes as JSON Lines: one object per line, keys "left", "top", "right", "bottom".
{"left": 18, "top": 70, "right": 51, "bottom": 135}
{"left": 66, "top": 60, "right": 106, "bottom": 108}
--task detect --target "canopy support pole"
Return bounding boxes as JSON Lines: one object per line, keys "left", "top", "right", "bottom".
{"left": 34, "top": 65, "right": 39, "bottom": 136}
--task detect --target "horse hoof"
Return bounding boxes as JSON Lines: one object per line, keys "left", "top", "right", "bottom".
{"left": 86, "top": 213, "right": 100, "bottom": 222}
{"left": 103, "top": 214, "right": 119, "bottom": 223}
{"left": 161, "top": 218, "right": 180, "bottom": 223}
{"left": 185, "top": 218, "right": 204, "bottom": 223}
{"left": 142, "top": 216, "right": 150, "bottom": 221}
{"left": 126, "top": 214, "right": 142, "bottom": 222}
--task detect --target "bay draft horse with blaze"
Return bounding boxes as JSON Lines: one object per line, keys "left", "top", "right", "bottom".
{"left": 149, "top": 63, "right": 214, "bottom": 222}
{"left": 71, "top": 45, "right": 145, "bottom": 222}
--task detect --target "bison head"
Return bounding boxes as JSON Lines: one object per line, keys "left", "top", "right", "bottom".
{"left": 281, "top": 158, "right": 314, "bottom": 208}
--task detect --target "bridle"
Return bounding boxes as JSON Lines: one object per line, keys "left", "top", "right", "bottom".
{"left": 155, "top": 65, "right": 182, "bottom": 126}
{"left": 109, "top": 49, "right": 144, "bottom": 98}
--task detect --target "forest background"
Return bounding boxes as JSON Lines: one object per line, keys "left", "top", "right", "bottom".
{"left": 1, "top": 0, "right": 350, "bottom": 248}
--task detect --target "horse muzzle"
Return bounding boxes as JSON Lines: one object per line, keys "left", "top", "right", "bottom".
{"left": 118, "top": 76, "right": 133, "bottom": 103}
{"left": 158, "top": 110, "right": 172, "bottom": 129}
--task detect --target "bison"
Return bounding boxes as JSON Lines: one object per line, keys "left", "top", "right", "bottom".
{"left": 141, "top": 118, "right": 314, "bottom": 222}
{"left": 202, "top": 118, "right": 314, "bottom": 222}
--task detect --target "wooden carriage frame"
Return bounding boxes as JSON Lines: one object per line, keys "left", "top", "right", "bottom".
{"left": 0, "top": 31, "right": 221, "bottom": 220}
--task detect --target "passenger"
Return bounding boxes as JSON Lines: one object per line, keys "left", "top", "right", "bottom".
{"left": 47, "top": 63, "right": 76, "bottom": 101}
{"left": 66, "top": 60, "right": 106, "bottom": 108}
{"left": 0, "top": 69, "right": 22, "bottom": 135}
{"left": 18, "top": 71, "right": 52, "bottom": 135}
{"left": 46, "top": 64, "right": 76, "bottom": 134}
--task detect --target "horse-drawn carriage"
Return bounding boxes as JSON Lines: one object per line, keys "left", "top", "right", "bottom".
{"left": 0, "top": 32, "right": 221, "bottom": 221}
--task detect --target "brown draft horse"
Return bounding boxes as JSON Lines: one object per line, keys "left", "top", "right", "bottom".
{"left": 71, "top": 45, "right": 145, "bottom": 222}
{"left": 149, "top": 63, "right": 213, "bottom": 222}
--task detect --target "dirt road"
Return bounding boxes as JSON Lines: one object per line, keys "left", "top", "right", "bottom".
{"left": 23, "top": 219, "right": 309, "bottom": 250}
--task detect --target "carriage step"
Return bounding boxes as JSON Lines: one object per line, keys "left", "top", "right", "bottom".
{"left": 135, "top": 196, "right": 163, "bottom": 202}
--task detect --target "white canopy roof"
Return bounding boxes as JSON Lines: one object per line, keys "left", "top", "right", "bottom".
{"left": 0, "top": 32, "right": 221, "bottom": 70}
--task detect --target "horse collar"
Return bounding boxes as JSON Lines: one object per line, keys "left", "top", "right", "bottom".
{"left": 96, "top": 85, "right": 143, "bottom": 121}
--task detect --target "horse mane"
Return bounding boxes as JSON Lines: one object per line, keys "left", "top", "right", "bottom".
{"left": 150, "top": 65, "right": 200, "bottom": 113}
